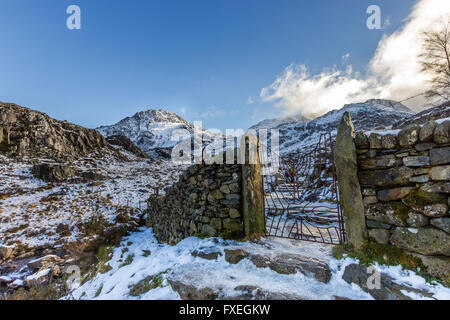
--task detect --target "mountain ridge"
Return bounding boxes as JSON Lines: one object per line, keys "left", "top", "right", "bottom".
{"left": 249, "top": 99, "right": 415, "bottom": 156}
{"left": 97, "top": 108, "right": 217, "bottom": 158}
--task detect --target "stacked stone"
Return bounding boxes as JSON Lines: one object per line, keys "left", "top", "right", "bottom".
{"left": 354, "top": 120, "right": 450, "bottom": 278}
{"left": 146, "top": 162, "right": 244, "bottom": 244}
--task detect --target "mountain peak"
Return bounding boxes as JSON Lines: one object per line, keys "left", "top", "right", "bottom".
{"left": 96, "top": 108, "right": 218, "bottom": 158}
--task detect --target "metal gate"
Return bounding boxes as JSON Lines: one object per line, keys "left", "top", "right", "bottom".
{"left": 260, "top": 133, "right": 346, "bottom": 244}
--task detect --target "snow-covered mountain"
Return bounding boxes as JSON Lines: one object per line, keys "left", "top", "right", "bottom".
{"left": 97, "top": 109, "right": 217, "bottom": 158}
{"left": 250, "top": 99, "right": 414, "bottom": 156}
{"left": 250, "top": 114, "right": 310, "bottom": 131}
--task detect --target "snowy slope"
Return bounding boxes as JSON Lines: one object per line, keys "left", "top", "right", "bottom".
{"left": 97, "top": 109, "right": 218, "bottom": 158}
{"left": 251, "top": 99, "right": 414, "bottom": 156}
{"left": 251, "top": 114, "right": 310, "bottom": 131}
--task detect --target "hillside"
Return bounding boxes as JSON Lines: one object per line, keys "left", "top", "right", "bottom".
{"left": 0, "top": 102, "right": 107, "bottom": 161}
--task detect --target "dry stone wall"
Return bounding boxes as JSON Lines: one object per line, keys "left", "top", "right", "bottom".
{"left": 354, "top": 119, "right": 450, "bottom": 280}
{"left": 146, "top": 156, "right": 265, "bottom": 244}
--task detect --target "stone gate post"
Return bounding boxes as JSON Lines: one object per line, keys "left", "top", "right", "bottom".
{"left": 335, "top": 112, "right": 367, "bottom": 250}
{"left": 240, "top": 134, "right": 265, "bottom": 238}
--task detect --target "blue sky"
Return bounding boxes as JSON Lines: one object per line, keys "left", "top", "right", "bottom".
{"left": 0, "top": 0, "right": 419, "bottom": 131}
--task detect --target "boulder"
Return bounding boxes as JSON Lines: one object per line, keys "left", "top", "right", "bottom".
{"left": 31, "top": 163, "right": 76, "bottom": 182}
{"left": 168, "top": 280, "right": 219, "bottom": 300}
{"left": 410, "top": 254, "right": 450, "bottom": 283}
{"left": 342, "top": 264, "right": 430, "bottom": 300}
{"left": 191, "top": 250, "right": 222, "bottom": 261}
{"left": 224, "top": 249, "right": 249, "bottom": 264}
{"left": 80, "top": 171, "right": 108, "bottom": 182}
{"left": 24, "top": 268, "right": 52, "bottom": 288}
{"left": 390, "top": 227, "right": 450, "bottom": 256}
{"left": 0, "top": 245, "right": 14, "bottom": 259}
{"left": 232, "top": 285, "right": 306, "bottom": 300}
{"left": 434, "top": 120, "right": 450, "bottom": 144}
{"left": 398, "top": 124, "right": 421, "bottom": 147}
{"left": 56, "top": 223, "right": 71, "bottom": 236}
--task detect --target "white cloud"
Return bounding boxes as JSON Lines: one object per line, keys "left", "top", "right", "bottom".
{"left": 247, "top": 96, "right": 255, "bottom": 104}
{"left": 261, "top": 0, "right": 450, "bottom": 118}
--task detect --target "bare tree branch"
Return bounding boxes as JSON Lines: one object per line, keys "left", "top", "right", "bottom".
{"left": 419, "top": 18, "right": 450, "bottom": 103}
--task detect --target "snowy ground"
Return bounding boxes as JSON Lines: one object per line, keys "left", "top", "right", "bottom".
{"left": 0, "top": 149, "right": 185, "bottom": 250}
{"left": 67, "top": 227, "right": 450, "bottom": 300}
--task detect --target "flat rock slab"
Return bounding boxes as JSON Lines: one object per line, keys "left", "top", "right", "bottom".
{"left": 342, "top": 264, "right": 433, "bottom": 300}
{"left": 27, "top": 255, "right": 64, "bottom": 270}
{"left": 191, "top": 250, "right": 222, "bottom": 261}
{"left": 168, "top": 280, "right": 219, "bottom": 300}
{"left": 232, "top": 285, "right": 306, "bottom": 300}
{"left": 250, "top": 253, "right": 331, "bottom": 283}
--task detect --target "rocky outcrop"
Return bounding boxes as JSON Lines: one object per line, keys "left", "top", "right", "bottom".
{"left": 31, "top": 163, "right": 108, "bottom": 183}
{"left": 250, "top": 253, "right": 331, "bottom": 283}
{"left": 0, "top": 102, "right": 107, "bottom": 161}
{"left": 105, "top": 135, "right": 149, "bottom": 159}
{"left": 0, "top": 246, "right": 14, "bottom": 259}
{"left": 31, "top": 163, "right": 77, "bottom": 182}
